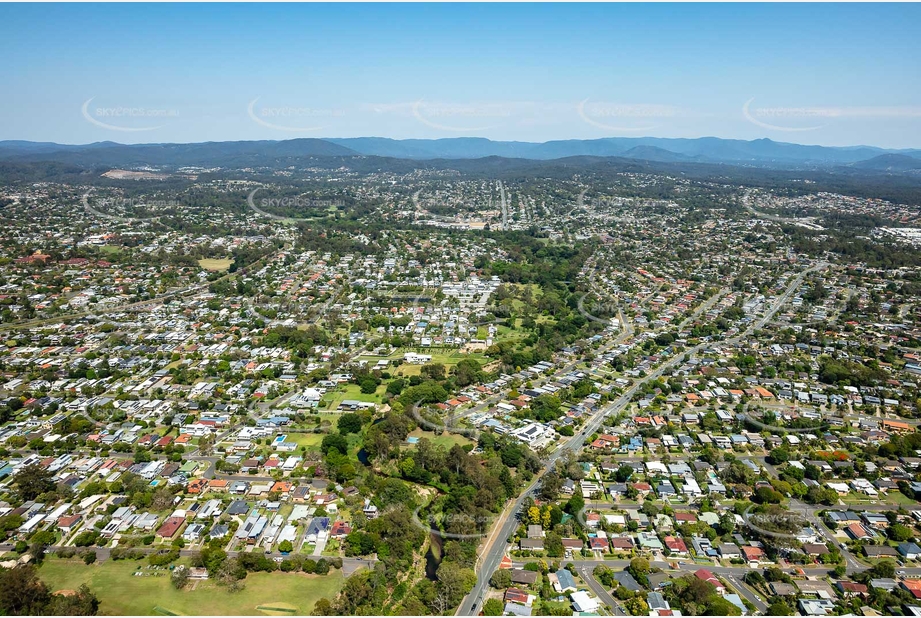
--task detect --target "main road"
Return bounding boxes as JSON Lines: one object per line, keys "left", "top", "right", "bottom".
{"left": 498, "top": 181, "right": 509, "bottom": 231}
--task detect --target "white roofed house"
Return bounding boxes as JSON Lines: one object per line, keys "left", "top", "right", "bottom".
{"left": 362, "top": 498, "right": 379, "bottom": 519}
{"left": 282, "top": 456, "right": 301, "bottom": 471}
{"left": 512, "top": 422, "right": 553, "bottom": 447}
{"left": 183, "top": 523, "right": 205, "bottom": 542}
{"left": 196, "top": 499, "right": 223, "bottom": 520}
{"left": 100, "top": 518, "right": 124, "bottom": 538}
{"left": 289, "top": 388, "right": 322, "bottom": 409}
{"left": 850, "top": 478, "right": 878, "bottom": 496}
{"left": 19, "top": 513, "right": 46, "bottom": 535}
{"left": 682, "top": 477, "right": 702, "bottom": 497}
{"left": 580, "top": 480, "right": 603, "bottom": 498}
{"left": 570, "top": 591, "right": 600, "bottom": 613}
{"left": 277, "top": 524, "right": 298, "bottom": 544}
{"left": 132, "top": 512, "right": 160, "bottom": 531}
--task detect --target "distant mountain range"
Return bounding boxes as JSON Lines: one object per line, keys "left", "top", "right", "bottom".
{"left": 848, "top": 153, "right": 921, "bottom": 172}
{"left": 0, "top": 136, "right": 919, "bottom": 172}
{"left": 327, "top": 136, "right": 921, "bottom": 168}
{"left": 0, "top": 139, "right": 356, "bottom": 168}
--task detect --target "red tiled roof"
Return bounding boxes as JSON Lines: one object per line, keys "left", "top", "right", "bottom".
{"left": 156, "top": 516, "right": 185, "bottom": 538}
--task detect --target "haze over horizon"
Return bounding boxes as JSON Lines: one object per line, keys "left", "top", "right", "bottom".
{"left": 5, "top": 135, "right": 921, "bottom": 154}
{"left": 1, "top": 3, "right": 920, "bottom": 149}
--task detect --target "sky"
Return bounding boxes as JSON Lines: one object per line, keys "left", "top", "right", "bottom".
{"left": 1, "top": 3, "right": 919, "bottom": 149}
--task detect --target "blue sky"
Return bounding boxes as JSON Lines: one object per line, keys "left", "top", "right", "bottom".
{"left": 1, "top": 3, "right": 919, "bottom": 148}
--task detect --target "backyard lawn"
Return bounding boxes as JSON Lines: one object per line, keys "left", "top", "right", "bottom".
{"left": 320, "top": 383, "right": 384, "bottom": 411}
{"left": 289, "top": 432, "right": 324, "bottom": 450}
{"left": 39, "top": 558, "right": 343, "bottom": 616}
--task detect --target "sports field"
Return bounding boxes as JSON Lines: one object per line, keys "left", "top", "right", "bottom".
{"left": 198, "top": 258, "right": 233, "bottom": 271}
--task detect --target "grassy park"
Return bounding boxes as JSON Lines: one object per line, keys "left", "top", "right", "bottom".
{"left": 39, "top": 558, "right": 343, "bottom": 616}
{"left": 198, "top": 258, "right": 233, "bottom": 271}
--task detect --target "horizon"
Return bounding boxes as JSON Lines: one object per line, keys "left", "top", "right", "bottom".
{"left": 1, "top": 3, "right": 919, "bottom": 148}
{"left": 4, "top": 135, "right": 921, "bottom": 153}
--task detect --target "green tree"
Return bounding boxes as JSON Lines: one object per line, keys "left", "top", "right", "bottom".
{"left": 171, "top": 566, "right": 190, "bottom": 589}
{"left": 545, "top": 533, "right": 564, "bottom": 558}
{"left": 453, "top": 359, "right": 483, "bottom": 387}
{"left": 629, "top": 557, "right": 650, "bottom": 574}
{"left": 337, "top": 413, "right": 363, "bottom": 435}
{"left": 767, "top": 447, "right": 791, "bottom": 465}
{"left": 718, "top": 513, "right": 736, "bottom": 536}
{"left": 566, "top": 492, "right": 585, "bottom": 516}
{"left": 483, "top": 598, "right": 504, "bottom": 616}
{"left": 321, "top": 433, "right": 349, "bottom": 456}
{"left": 385, "top": 379, "right": 405, "bottom": 396}
{"left": 421, "top": 363, "right": 446, "bottom": 381}
{"left": 706, "top": 597, "right": 742, "bottom": 616}
{"left": 615, "top": 465, "right": 633, "bottom": 482}
{"left": 12, "top": 464, "right": 55, "bottom": 501}
{"left": 0, "top": 565, "right": 51, "bottom": 615}
{"left": 888, "top": 523, "right": 913, "bottom": 542}
{"left": 359, "top": 378, "right": 378, "bottom": 394}
{"left": 312, "top": 598, "right": 333, "bottom": 616}
{"left": 435, "top": 562, "right": 477, "bottom": 611}
{"left": 490, "top": 569, "right": 512, "bottom": 589}
{"left": 624, "top": 597, "right": 648, "bottom": 615}
{"left": 72, "top": 531, "right": 99, "bottom": 547}
{"left": 46, "top": 584, "right": 100, "bottom": 615}
{"left": 766, "top": 601, "right": 794, "bottom": 616}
